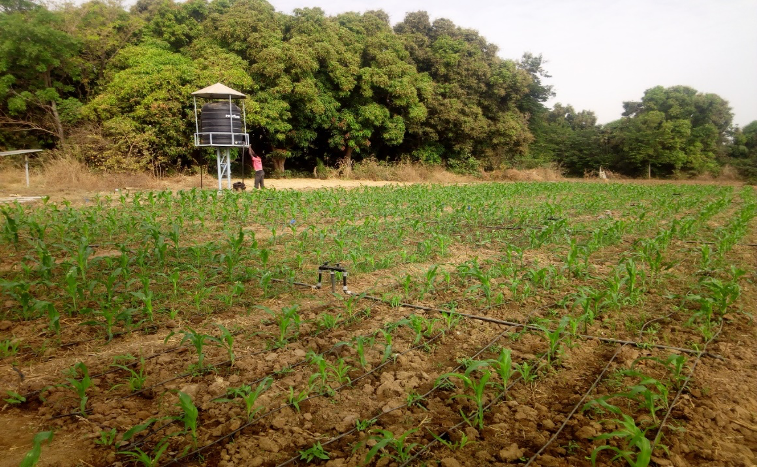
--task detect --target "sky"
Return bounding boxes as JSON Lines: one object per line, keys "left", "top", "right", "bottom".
{"left": 268, "top": 0, "right": 757, "bottom": 127}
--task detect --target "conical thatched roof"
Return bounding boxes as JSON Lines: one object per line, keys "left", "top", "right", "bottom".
{"left": 191, "top": 83, "right": 246, "bottom": 99}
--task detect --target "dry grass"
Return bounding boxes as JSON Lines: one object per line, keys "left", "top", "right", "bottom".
{"left": 482, "top": 164, "right": 565, "bottom": 182}
{"left": 345, "top": 158, "right": 468, "bottom": 183}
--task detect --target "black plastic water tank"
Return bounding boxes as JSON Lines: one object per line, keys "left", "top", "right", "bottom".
{"left": 200, "top": 102, "right": 244, "bottom": 145}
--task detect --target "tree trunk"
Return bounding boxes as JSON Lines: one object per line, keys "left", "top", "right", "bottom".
{"left": 339, "top": 146, "right": 354, "bottom": 177}
{"left": 43, "top": 71, "right": 65, "bottom": 143}
{"left": 648, "top": 162, "right": 651, "bottom": 179}
{"left": 272, "top": 155, "right": 285, "bottom": 173}
{"left": 51, "top": 100, "right": 64, "bottom": 143}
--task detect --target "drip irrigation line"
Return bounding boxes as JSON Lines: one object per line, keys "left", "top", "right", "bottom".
{"left": 277, "top": 305, "right": 545, "bottom": 467}
{"left": 27, "top": 292, "right": 334, "bottom": 402}
{"left": 278, "top": 322, "right": 524, "bottom": 468}
{"left": 14, "top": 323, "right": 160, "bottom": 361}
{"left": 164, "top": 327, "right": 448, "bottom": 466}
{"left": 523, "top": 345, "right": 624, "bottom": 466}
{"left": 22, "top": 343, "right": 185, "bottom": 400}
{"left": 126, "top": 308, "right": 429, "bottom": 450}
{"left": 358, "top": 295, "right": 723, "bottom": 360}
{"left": 683, "top": 240, "right": 757, "bottom": 247}
{"left": 523, "top": 308, "right": 689, "bottom": 466}
{"left": 651, "top": 321, "right": 723, "bottom": 449}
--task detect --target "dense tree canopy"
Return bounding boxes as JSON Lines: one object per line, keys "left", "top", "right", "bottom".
{"left": 0, "top": 0, "right": 752, "bottom": 180}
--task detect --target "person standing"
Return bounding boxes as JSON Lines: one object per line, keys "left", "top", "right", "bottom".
{"left": 249, "top": 147, "right": 265, "bottom": 189}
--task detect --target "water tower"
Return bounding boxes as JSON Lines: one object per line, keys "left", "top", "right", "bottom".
{"left": 191, "top": 83, "right": 249, "bottom": 190}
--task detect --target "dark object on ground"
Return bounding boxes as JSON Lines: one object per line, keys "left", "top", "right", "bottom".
{"left": 233, "top": 182, "right": 246, "bottom": 191}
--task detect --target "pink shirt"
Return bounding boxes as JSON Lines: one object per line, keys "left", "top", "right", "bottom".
{"left": 252, "top": 156, "right": 263, "bottom": 171}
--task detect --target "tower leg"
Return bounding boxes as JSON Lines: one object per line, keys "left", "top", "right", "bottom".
{"left": 216, "top": 148, "right": 232, "bottom": 190}
{"left": 225, "top": 148, "right": 232, "bottom": 189}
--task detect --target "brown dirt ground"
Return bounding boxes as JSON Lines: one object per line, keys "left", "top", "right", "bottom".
{"left": 0, "top": 177, "right": 754, "bottom": 467}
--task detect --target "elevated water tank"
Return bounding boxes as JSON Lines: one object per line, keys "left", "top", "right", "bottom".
{"left": 200, "top": 102, "right": 244, "bottom": 145}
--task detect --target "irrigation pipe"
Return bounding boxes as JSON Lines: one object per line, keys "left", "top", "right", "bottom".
{"left": 523, "top": 309, "right": 692, "bottom": 466}
{"left": 523, "top": 345, "right": 624, "bottom": 466}
{"left": 127, "top": 308, "right": 424, "bottom": 450}
{"left": 164, "top": 328, "right": 448, "bottom": 466}
{"left": 28, "top": 287, "right": 333, "bottom": 402}
{"left": 403, "top": 350, "right": 551, "bottom": 467}
{"left": 651, "top": 321, "right": 723, "bottom": 449}
{"left": 277, "top": 321, "right": 525, "bottom": 467}
{"left": 358, "top": 295, "right": 723, "bottom": 360}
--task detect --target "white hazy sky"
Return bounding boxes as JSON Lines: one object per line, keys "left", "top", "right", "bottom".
{"left": 269, "top": 0, "right": 757, "bottom": 127}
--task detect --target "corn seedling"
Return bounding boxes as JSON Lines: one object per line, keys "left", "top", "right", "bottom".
{"left": 406, "top": 391, "right": 427, "bottom": 410}
{"left": 0, "top": 339, "right": 19, "bottom": 358}
{"left": 213, "top": 377, "right": 271, "bottom": 420}
{"left": 287, "top": 384, "right": 311, "bottom": 413}
{"left": 362, "top": 428, "right": 418, "bottom": 466}
{"left": 438, "top": 366, "right": 493, "bottom": 429}
{"left": 80, "top": 307, "right": 135, "bottom": 343}
{"left": 355, "top": 418, "right": 377, "bottom": 431}
{"left": 118, "top": 442, "right": 169, "bottom": 467}
{"left": 165, "top": 328, "right": 212, "bottom": 371}
{"left": 95, "top": 428, "right": 117, "bottom": 446}
{"left": 514, "top": 361, "right": 537, "bottom": 387}
{"left": 110, "top": 356, "right": 147, "bottom": 392}
{"left": 299, "top": 442, "right": 330, "bottom": 462}
{"left": 533, "top": 316, "right": 570, "bottom": 366}
{"left": 60, "top": 362, "right": 93, "bottom": 416}
{"left": 20, "top": 431, "right": 53, "bottom": 467}
{"left": 590, "top": 411, "right": 652, "bottom": 467}
{"left": 4, "top": 390, "right": 26, "bottom": 404}
{"left": 259, "top": 305, "right": 301, "bottom": 347}
{"left": 488, "top": 348, "right": 514, "bottom": 393}
{"left": 427, "top": 429, "right": 469, "bottom": 450}
{"left": 175, "top": 391, "right": 199, "bottom": 445}
{"left": 353, "top": 335, "right": 375, "bottom": 370}
{"left": 210, "top": 323, "right": 236, "bottom": 366}
{"left": 317, "top": 312, "right": 340, "bottom": 330}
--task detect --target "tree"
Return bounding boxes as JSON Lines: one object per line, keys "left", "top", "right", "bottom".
{"left": 394, "top": 11, "right": 532, "bottom": 170}
{"left": 325, "top": 10, "right": 429, "bottom": 165}
{"left": 617, "top": 85, "right": 732, "bottom": 175}
{"left": 83, "top": 42, "right": 252, "bottom": 171}
{"left": 0, "top": 1, "right": 80, "bottom": 145}
{"left": 724, "top": 120, "right": 757, "bottom": 182}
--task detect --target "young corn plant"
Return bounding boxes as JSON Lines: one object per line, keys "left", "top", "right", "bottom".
{"left": 259, "top": 305, "right": 301, "bottom": 347}
{"left": 95, "top": 428, "right": 117, "bottom": 447}
{"left": 533, "top": 316, "right": 570, "bottom": 367}
{"left": 110, "top": 355, "right": 147, "bottom": 392}
{"left": 4, "top": 390, "right": 26, "bottom": 405}
{"left": 488, "top": 348, "right": 514, "bottom": 393}
{"left": 213, "top": 377, "right": 272, "bottom": 421}
{"left": 80, "top": 307, "right": 135, "bottom": 342}
{"left": 300, "top": 442, "right": 330, "bottom": 463}
{"left": 438, "top": 364, "right": 494, "bottom": 430}
{"left": 307, "top": 351, "right": 332, "bottom": 394}
{"left": 328, "top": 358, "right": 353, "bottom": 386}
{"left": 353, "top": 335, "right": 375, "bottom": 370}
{"left": 118, "top": 442, "right": 169, "bottom": 468}
{"left": 20, "top": 431, "right": 54, "bottom": 467}
{"left": 588, "top": 408, "right": 652, "bottom": 467}
{"left": 165, "top": 328, "right": 212, "bottom": 372}
{"left": 362, "top": 428, "right": 418, "bottom": 466}
{"left": 287, "top": 383, "right": 312, "bottom": 413}
{"left": 175, "top": 391, "right": 199, "bottom": 446}
{"left": 210, "top": 323, "right": 236, "bottom": 366}
{"left": 60, "top": 362, "right": 93, "bottom": 416}
{"left": 514, "top": 361, "right": 538, "bottom": 387}
{"left": 317, "top": 312, "right": 340, "bottom": 330}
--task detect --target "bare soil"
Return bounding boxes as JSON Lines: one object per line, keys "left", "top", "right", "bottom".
{"left": 0, "top": 180, "right": 754, "bottom": 467}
